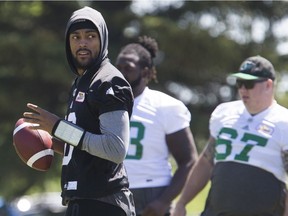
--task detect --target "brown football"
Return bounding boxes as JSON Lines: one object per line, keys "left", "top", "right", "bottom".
{"left": 13, "top": 118, "right": 54, "bottom": 171}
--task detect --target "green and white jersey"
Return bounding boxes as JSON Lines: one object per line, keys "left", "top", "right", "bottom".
{"left": 210, "top": 100, "right": 288, "bottom": 183}
{"left": 124, "top": 87, "right": 191, "bottom": 188}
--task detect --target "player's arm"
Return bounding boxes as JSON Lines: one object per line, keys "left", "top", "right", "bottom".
{"left": 69, "top": 80, "right": 131, "bottom": 163}
{"left": 142, "top": 127, "right": 198, "bottom": 215}
{"left": 24, "top": 103, "right": 130, "bottom": 164}
{"left": 51, "top": 110, "right": 129, "bottom": 164}
{"left": 79, "top": 110, "right": 130, "bottom": 164}
{"left": 171, "top": 136, "right": 216, "bottom": 216}
{"left": 52, "top": 137, "right": 65, "bottom": 155}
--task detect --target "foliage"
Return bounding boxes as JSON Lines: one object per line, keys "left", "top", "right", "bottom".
{"left": 1, "top": 1, "right": 288, "bottom": 201}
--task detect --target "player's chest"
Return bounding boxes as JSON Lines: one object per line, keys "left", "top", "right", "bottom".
{"left": 219, "top": 114, "right": 275, "bottom": 138}
{"left": 215, "top": 115, "right": 278, "bottom": 161}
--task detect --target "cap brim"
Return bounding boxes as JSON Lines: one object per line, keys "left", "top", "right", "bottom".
{"left": 229, "top": 72, "right": 259, "bottom": 80}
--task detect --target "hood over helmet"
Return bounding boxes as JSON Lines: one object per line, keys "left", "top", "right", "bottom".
{"left": 65, "top": 6, "right": 109, "bottom": 75}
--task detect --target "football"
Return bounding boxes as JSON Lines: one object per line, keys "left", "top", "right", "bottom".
{"left": 13, "top": 118, "right": 54, "bottom": 171}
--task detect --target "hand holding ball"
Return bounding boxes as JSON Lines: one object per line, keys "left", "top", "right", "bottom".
{"left": 13, "top": 118, "right": 54, "bottom": 171}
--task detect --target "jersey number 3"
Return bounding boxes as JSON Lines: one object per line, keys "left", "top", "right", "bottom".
{"left": 126, "top": 121, "right": 145, "bottom": 160}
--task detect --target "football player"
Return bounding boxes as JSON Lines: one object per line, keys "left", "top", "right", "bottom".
{"left": 172, "top": 56, "right": 288, "bottom": 216}
{"left": 23, "top": 6, "right": 135, "bottom": 216}
{"left": 116, "top": 36, "right": 198, "bottom": 216}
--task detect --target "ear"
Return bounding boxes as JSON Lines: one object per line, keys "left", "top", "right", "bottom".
{"left": 267, "top": 79, "right": 273, "bottom": 88}
{"left": 141, "top": 67, "right": 150, "bottom": 78}
{"left": 265, "top": 79, "right": 274, "bottom": 92}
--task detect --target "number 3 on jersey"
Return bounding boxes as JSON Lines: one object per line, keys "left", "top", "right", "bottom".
{"left": 126, "top": 121, "right": 145, "bottom": 160}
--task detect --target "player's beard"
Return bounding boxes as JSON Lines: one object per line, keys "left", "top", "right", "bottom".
{"left": 129, "top": 73, "right": 142, "bottom": 89}
{"left": 72, "top": 53, "right": 96, "bottom": 71}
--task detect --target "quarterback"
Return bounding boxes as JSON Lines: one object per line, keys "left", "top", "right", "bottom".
{"left": 23, "top": 6, "right": 135, "bottom": 216}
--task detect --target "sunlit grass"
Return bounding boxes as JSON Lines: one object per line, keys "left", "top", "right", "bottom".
{"left": 185, "top": 182, "right": 210, "bottom": 216}
{"left": 170, "top": 156, "right": 210, "bottom": 216}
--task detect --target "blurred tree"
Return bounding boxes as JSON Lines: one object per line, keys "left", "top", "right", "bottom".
{"left": 117, "top": 1, "right": 288, "bottom": 147}
{"left": 0, "top": 1, "right": 76, "bottom": 200}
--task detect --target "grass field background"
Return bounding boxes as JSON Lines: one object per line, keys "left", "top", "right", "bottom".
{"left": 185, "top": 182, "right": 210, "bottom": 216}
{"left": 170, "top": 157, "right": 210, "bottom": 216}
{"left": 173, "top": 182, "right": 210, "bottom": 216}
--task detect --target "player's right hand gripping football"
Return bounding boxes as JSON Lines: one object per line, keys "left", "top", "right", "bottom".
{"left": 23, "top": 103, "right": 61, "bottom": 135}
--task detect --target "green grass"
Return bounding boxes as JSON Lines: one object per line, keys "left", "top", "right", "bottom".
{"left": 170, "top": 156, "right": 210, "bottom": 216}
{"left": 185, "top": 182, "right": 210, "bottom": 216}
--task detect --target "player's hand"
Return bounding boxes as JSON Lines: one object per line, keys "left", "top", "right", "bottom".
{"left": 171, "top": 202, "right": 186, "bottom": 216}
{"left": 23, "top": 103, "right": 60, "bottom": 134}
{"left": 141, "top": 200, "right": 169, "bottom": 216}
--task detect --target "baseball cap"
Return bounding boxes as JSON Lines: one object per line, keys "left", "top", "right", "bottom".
{"left": 230, "top": 55, "right": 275, "bottom": 81}
{"left": 68, "top": 19, "right": 97, "bottom": 34}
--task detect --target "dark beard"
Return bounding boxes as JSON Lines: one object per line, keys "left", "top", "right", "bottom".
{"left": 72, "top": 56, "right": 95, "bottom": 71}
{"left": 129, "top": 73, "right": 142, "bottom": 89}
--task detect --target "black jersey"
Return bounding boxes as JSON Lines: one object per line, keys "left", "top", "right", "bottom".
{"left": 61, "top": 6, "right": 134, "bottom": 206}
{"left": 61, "top": 59, "right": 133, "bottom": 202}
{"left": 201, "top": 162, "right": 286, "bottom": 216}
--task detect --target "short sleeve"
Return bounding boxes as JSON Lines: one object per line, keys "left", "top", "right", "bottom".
{"left": 164, "top": 100, "right": 191, "bottom": 134}
{"left": 209, "top": 104, "right": 224, "bottom": 138}
{"left": 87, "top": 77, "right": 133, "bottom": 116}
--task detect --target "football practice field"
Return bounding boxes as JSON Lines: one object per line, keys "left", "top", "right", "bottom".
{"left": 170, "top": 157, "right": 210, "bottom": 216}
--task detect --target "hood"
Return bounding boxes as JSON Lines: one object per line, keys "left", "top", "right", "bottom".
{"left": 65, "top": 6, "right": 109, "bottom": 75}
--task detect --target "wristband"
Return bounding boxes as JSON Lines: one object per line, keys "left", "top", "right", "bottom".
{"left": 52, "top": 120, "right": 85, "bottom": 147}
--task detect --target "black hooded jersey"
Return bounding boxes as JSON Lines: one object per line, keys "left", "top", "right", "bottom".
{"left": 61, "top": 6, "right": 134, "bottom": 203}
{"left": 61, "top": 59, "right": 133, "bottom": 202}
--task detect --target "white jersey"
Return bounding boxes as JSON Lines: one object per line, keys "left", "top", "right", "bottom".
{"left": 124, "top": 87, "right": 191, "bottom": 188}
{"left": 210, "top": 100, "right": 288, "bottom": 183}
